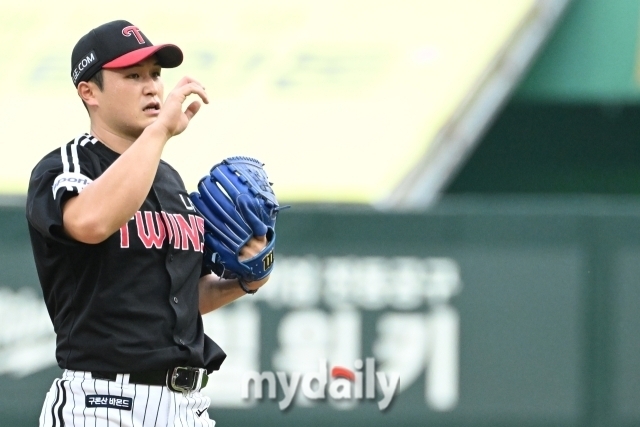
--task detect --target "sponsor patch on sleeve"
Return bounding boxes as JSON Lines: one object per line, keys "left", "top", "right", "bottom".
{"left": 85, "top": 395, "right": 133, "bottom": 411}
{"left": 52, "top": 172, "right": 94, "bottom": 199}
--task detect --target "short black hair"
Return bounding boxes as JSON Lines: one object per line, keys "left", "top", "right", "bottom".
{"left": 81, "top": 70, "right": 104, "bottom": 112}
{"left": 90, "top": 70, "right": 104, "bottom": 90}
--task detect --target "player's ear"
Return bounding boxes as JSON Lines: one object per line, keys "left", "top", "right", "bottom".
{"left": 77, "top": 81, "right": 99, "bottom": 107}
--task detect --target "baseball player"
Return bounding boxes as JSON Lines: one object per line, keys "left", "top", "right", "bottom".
{"left": 26, "top": 20, "right": 269, "bottom": 427}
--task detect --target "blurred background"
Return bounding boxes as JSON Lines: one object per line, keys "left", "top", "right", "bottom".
{"left": 2, "top": 0, "right": 640, "bottom": 425}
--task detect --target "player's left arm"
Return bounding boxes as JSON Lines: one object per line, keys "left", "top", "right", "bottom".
{"left": 198, "top": 235, "right": 269, "bottom": 314}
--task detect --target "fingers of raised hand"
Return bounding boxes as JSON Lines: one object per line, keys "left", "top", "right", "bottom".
{"left": 173, "top": 77, "right": 208, "bottom": 104}
{"left": 184, "top": 101, "right": 202, "bottom": 121}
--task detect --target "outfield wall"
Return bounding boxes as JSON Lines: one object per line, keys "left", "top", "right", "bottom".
{"left": 1, "top": 197, "right": 639, "bottom": 427}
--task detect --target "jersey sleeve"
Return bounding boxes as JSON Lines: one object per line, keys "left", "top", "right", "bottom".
{"left": 26, "top": 141, "right": 99, "bottom": 243}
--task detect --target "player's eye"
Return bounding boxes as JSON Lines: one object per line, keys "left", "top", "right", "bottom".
{"left": 152, "top": 70, "right": 162, "bottom": 78}
{"left": 127, "top": 73, "right": 140, "bottom": 79}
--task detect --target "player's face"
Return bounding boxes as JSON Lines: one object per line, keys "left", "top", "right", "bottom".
{"left": 95, "top": 57, "right": 165, "bottom": 138}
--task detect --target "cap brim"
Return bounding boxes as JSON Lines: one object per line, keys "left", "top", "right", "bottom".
{"left": 102, "top": 44, "right": 183, "bottom": 69}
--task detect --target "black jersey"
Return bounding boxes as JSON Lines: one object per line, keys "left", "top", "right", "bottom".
{"left": 26, "top": 133, "right": 226, "bottom": 373}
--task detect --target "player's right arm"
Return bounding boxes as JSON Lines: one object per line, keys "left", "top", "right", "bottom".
{"left": 62, "top": 77, "right": 208, "bottom": 244}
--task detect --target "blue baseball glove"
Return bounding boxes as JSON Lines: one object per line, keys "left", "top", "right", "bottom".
{"left": 189, "top": 157, "right": 286, "bottom": 292}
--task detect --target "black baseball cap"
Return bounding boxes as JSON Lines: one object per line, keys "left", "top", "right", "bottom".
{"left": 71, "top": 20, "right": 183, "bottom": 87}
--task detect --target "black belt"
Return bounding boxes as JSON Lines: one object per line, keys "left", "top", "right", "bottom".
{"left": 91, "top": 367, "right": 208, "bottom": 393}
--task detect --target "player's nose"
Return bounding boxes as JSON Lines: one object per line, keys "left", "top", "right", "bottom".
{"left": 143, "top": 75, "right": 161, "bottom": 96}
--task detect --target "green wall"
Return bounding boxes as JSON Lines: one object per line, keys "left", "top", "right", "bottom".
{"left": 516, "top": 0, "right": 640, "bottom": 101}
{"left": 445, "top": 102, "right": 640, "bottom": 194}
{"left": 2, "top": 199, "right": 640, "bottom": 427}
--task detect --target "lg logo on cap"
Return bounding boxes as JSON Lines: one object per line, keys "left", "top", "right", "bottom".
{"left": 122, "top": 26, "right": 145, "bottom": 44}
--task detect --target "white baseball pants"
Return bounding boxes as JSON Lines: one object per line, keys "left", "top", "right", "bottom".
{"left": 39, "top": 370, "right": 215, "bottom": 427}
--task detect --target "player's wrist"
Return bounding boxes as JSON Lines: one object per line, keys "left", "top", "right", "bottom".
{"left": 143, "top": 121, "right": 173, "bottom": 144}
{"left": 238, "top": 278, "right": 258, "bottom": 294}
{"left": 239, "top": 276, "right": 269, "bottom": 295}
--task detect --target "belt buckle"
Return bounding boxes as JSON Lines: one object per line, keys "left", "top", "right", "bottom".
{"left": 167, "top": 367, "right": 206, "bottom": 393}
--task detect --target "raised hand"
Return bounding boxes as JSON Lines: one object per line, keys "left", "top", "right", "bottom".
{"left": 152, "top": 76, "right": 209, "bottom": 138}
